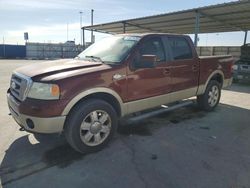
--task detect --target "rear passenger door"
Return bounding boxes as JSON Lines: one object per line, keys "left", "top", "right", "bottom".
{"left": 164, "top": 36, "right": 199, "bottom": 96}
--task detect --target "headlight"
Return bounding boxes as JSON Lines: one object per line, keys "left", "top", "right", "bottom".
{"left": 232, "top": 65, "right": 238, "bottom": 71}
{"left": 27, "top": 82, "right": 60, "bottom": 100}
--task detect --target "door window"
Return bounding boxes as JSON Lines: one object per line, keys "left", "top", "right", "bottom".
{"left": 168, "top": 37, "right": 193, "bottom": 60}
{"left": 139, "top": 37, "right": 165, "bottom": 62}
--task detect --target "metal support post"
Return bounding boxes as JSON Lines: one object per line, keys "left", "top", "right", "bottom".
{"left": 123, "top": 22, "right": 126, "bottom": 33}
{"left": 79, "top": 11, "right": 83, "bottom": 46}
{"left": 82, "top": 28, "right": 85, "bottom": 49}
{"left": 244, "top": 31, "right": 248, "bottom": 45}
{"left": 91, "top": 9, "right": 94, "bottom": 43}
{"left": 194, "top": 10, "right": 200, "bottom": 47}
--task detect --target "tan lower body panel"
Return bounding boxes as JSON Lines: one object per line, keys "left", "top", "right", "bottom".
{"left": 123, "top": 78, "right": 232, "bottom": 116}
{"left": 197, "top": 78, "right": 232, "bottom": 95}
{"left": 124, "top": 87, "right": 198, "bottom": 115}
{"left": 10, "top": 106, "right": 66, "bottom": 133}
{"left": 8, "top": 93, "right": 66, "bottom": 133}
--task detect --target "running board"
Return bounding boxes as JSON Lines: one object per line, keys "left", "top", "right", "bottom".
{"left": 127, "top": 100, "right": 195, "bottom": 124}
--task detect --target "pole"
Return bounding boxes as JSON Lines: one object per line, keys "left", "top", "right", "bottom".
{"left": 91, "top": 9, "right": 94, "bottom": 43}
{"left": 82, "top": 28, "right": 85, "bottom": 49}
{"left": 79, "top": 11, "right": 83, "bottom": 45}
{"left": 194, "top": 10, "right": 200, "bottom": 47}
{"left": 244, "top": 31, "right": 248, "bottom": 45}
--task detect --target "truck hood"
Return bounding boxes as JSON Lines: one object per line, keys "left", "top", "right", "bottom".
{"left": 15, "top": 59, "right": 103, "bottom": 79}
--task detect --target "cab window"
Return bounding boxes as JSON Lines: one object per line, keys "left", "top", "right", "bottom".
{"left": 168, "top": 37, "right": 193, "bottom": 60}
{"left": 139, "top": 37, "right": 165, "bottom": 62}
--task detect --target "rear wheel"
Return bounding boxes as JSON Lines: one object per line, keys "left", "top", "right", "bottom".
{"left": 64, "top": 99, "right": 118, "bottom": 153}
{"left": 197, "top": 80, "right": 221, "bottom": 111}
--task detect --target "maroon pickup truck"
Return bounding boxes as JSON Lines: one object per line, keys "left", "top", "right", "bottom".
{"left": 7, "top": 33, "right": 233, "bottom": 153}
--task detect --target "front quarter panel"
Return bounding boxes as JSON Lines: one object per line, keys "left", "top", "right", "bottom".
{"left": 58, "top": 63, "right": 128, "bottom": 116}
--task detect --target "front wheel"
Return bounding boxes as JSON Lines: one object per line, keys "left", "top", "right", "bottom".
{"left": 64, "top": 99, "right": 118, "bottom": 153}
{"left": 197, "top": 80, "right": 221, "bottom": 111}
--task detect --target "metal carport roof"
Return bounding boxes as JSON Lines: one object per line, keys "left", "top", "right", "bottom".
{"left": 83, "top": 0, "right": 250, "bottom": 46}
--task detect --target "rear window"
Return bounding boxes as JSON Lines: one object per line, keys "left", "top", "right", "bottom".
{"left": 168, "top": 37, "right": 193, "bottom": 60}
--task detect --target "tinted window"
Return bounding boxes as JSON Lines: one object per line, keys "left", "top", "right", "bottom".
{"left": 168, "top": 37, "right": 193, "bottom": 60}
{"left": 139, "top": 37, "right": 165, "bottom": 62}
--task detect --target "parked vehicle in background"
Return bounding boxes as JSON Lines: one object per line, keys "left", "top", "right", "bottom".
{"left": 7, "top": 33, "right": 234, "bottom": 153}
{"left": 233, "top": 43, "right": 250, "bottom": 82}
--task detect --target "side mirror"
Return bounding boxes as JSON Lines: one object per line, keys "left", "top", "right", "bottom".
{"left": 136, "top": 54, "right": 157, "bottom": 68}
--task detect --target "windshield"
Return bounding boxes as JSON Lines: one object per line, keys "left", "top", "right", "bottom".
{"left": 77, "top": 35, "right": 141, "bottom": 64}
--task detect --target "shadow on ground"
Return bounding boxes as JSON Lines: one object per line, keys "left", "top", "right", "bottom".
{"left": 1, "top": 104, "right": 250, "bottom": 188}
{"left": 225, "top": 82, "right": 250, "bottom": 94}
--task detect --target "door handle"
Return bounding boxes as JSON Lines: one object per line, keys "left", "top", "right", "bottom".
{"left": 192, "top": 65, "right": 198, "bottom": 72}
{"left": 164, "top": 68, "right": 170, "bottom": 75}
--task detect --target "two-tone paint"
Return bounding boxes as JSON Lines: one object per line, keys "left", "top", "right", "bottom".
{"left": 7, "top": 33, "right": 234, "bottom": 133}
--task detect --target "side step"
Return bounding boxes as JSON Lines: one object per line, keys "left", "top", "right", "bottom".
{"left": 126, "top": 100, "right": 195, "bottom": 124}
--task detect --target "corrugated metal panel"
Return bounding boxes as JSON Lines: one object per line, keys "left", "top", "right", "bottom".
{"left": 84, "top": 1, "right": 250, "bottom": 34}
{"left": 26, "top": 43, "right": 84, "bottom": 59}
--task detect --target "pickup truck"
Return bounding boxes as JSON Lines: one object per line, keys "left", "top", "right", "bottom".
{"left": 233, "top": 43, "right": 250, "bottom": 82}
{"left": 7, "top": 33, "right": 233, "bottom": 153}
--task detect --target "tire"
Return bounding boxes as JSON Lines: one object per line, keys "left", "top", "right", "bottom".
{"left": 197, "top": 80, "right": 221, "bottom": 111}
{"left": 64, "top": 99, "right": 118, "bottom": 154}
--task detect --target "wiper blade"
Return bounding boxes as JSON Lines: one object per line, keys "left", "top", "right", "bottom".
{"left": 85, "top": 55, "right": 103, "bottom": 62}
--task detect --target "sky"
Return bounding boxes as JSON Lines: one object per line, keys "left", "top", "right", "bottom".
{"left": 0, "top": 0, "right": 249, "bottom": 46}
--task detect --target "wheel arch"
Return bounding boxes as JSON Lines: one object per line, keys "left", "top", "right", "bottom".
{"left": 62, "top": 88, "right": 126, "bottom": 117}
{"left": 197, "top": 70, "right": 224, "bottom": 95}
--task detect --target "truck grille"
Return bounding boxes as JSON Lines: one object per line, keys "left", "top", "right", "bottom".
{"left": 10, "top": 73, "right": 32, "bottom": 101}
{"left": 241, "top": 65, "right": 250, "bottom": 70}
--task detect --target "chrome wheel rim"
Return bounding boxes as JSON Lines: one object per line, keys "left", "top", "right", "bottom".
{"left": 80, "top": 110, "right": 111, "bottom": 146}
{"left": 208, "top": 85, "right": 219, "bottom": 107}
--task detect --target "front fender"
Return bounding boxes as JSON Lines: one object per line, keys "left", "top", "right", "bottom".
{"left": 61, "top": 87, "right": 127, "bottom": 116}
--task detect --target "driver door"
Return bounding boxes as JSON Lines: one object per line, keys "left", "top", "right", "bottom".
{"left": 126, "top": 36, "right": 171, "bottom": 113}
